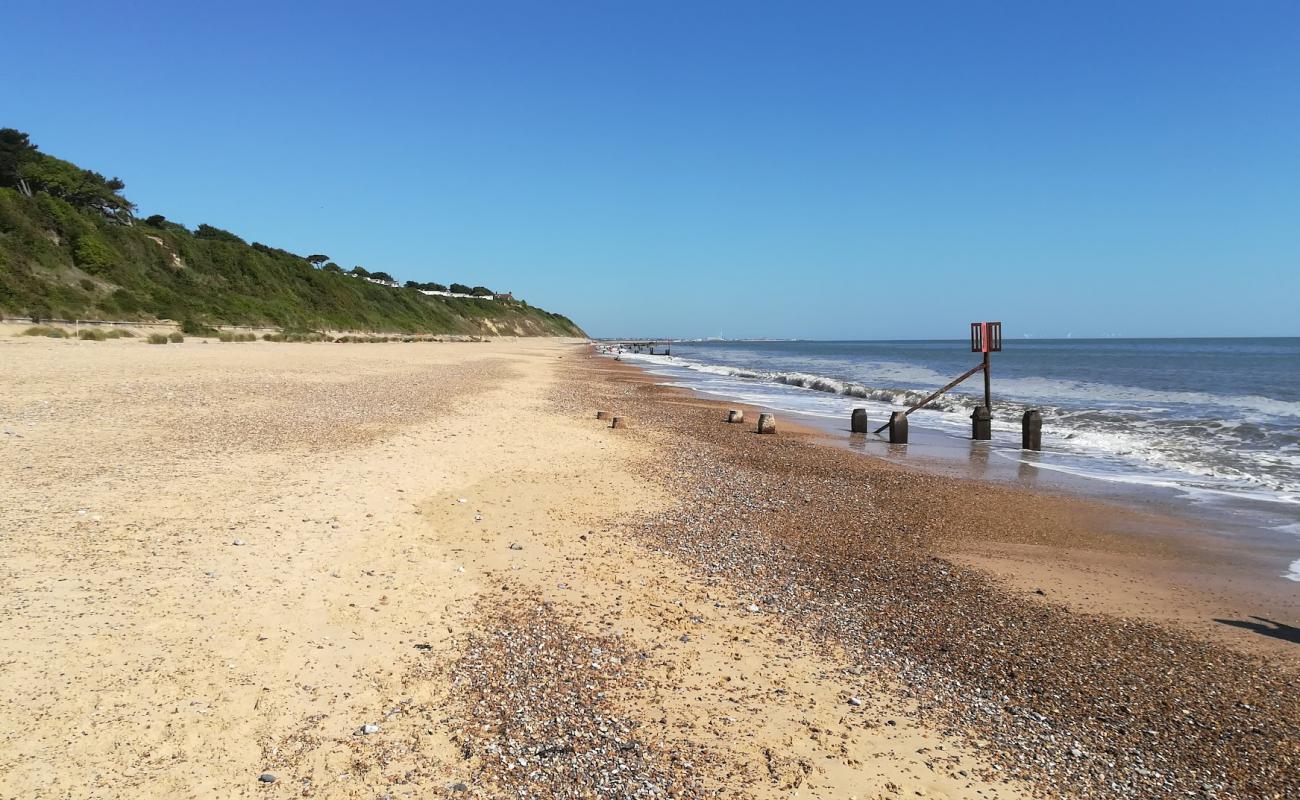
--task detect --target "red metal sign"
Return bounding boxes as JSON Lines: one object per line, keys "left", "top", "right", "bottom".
{"left": 970, "top": 321, "right": 1002, "bottom": 353}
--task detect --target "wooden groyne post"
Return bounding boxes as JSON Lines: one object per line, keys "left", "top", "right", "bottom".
{"left": 888, "top": 411, "right": 908, "bottom": 443}
{"left": 971, "top": 406, "right": 991, "bottom": 440}
{"left": 727, "top": 409, "right": 745, "bottom": 424}
{"left": 1022, "top": 410, "right": 1042, "bottom": 451}
{"left": 850, "top": 408, "right": 869, "bottom": 433}
{"left": 757, "top": 413, "right": 776, "bottom": 434}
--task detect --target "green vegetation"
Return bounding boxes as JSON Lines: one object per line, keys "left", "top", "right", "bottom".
{"left": 168, "top": 332, "right": 184, "bottom": 343}
{"left": 261, "top": 331, "right": 330, "bottom": 343}
{"left": 217, "top": 331, "right": 258, "bottom": 342}
{"left": 147, "top": 333, "right": 169, "bottom": 344}
{"left": 0, "top": 129, "right": 584, "bottom": 337}
{"left": 21, "top": 324, "right": 68, "bottom": 338}
{"left": 74, "top": 327, "right": 134, "bottom": 340}
{"left": 180, "top": 319, "right": 219, "bottom": 336}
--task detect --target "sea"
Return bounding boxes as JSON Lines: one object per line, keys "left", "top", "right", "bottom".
{"left": 608, "top": 337, "right": 1300, "bottom": 582}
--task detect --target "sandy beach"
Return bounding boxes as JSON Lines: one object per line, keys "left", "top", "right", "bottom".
{"left": 1, "top": 336, "right": 1296, "bottom": 798}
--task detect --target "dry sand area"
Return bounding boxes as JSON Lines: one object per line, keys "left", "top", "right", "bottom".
{"left": 1, "top": 337, "right": 1031, "bottom": 799}
{"left": 1, "top": 336, "right": 1295, "bottom": 798}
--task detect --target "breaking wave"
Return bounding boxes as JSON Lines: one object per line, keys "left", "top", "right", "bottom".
{"left": 611, "top": 350, "right": 1300, "bottom": 503}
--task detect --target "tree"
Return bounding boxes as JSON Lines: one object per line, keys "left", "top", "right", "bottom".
{"left": 194, "top": 224, "right": 245, "bottom": 244}
{"left": 449, "top": 283, "right": 472, "bottom": 295}
{"left": 307, "top": 254, "right": 329, "bottom": 268}
{"left": 144, "top": 214, "right": 167, "bottom": 227}
{"left": 323, "top": 262, "right": 343, "bottom": 273}
{"left": 19, "top": 154, "right": 136, "bottom": 221}
{"left": 471, "top": 286, "right": 493, "bottom": 296}
{"left": 350, "top": 266, "right": 371, "bottom": 278}
{"left": 0, "top": 128, "right": 39, "bottom": 191}
{"left": 369, "top": 271, "right": 395, "bottom": 283}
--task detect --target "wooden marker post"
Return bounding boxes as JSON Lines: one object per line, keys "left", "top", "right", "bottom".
{"left": 757, "top": 413, "right": 776, "bottom": 434}
{"left": 851, "top": 408, "right": 869, "bottom": 433}
{"left": 1022, "top": 410, "right": 1042, "bottom": 451}
{"left": 727, "top": 409, "right": 744, "bottom": 424}
{"left": 971, "top": 406, "right": 991, "bottom": 440}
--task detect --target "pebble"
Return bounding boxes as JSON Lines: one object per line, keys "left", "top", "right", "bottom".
{"left": 447, "top": 601, "right": 711, "bottom": 796}
{"left": 583, "top": 373, "right": 1300, "bottom": 800}
{"left": 257, "top": 773, "right": 276, "bottom": 783}
{"left": 361, "top": 723, "right": 379, "bottom": 734}
{"left": 509, "top": 542, "right": 523, "bottom": 551}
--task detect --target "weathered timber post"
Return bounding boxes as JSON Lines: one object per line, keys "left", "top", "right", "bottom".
{"left": 727, "top": 409, "right": 745, "bottom": 424}
{"left": 850, "top": 408, "right": 869, "bottom": 433}
{"left": 611, "top": 416, "right": 627, "bottom": 429}
{"left": 1022, "top": 410, "right": 1042, "bottom": 451}
{"left": 888, "top": 411, "right": 908, "bottom": 444}
{"left": 971, "top": 406, "right": 991, "bottom": 440}
{"left": 757, "top": 413, "right": 776, "bottom": 434}
{"left": 596, "top": 410, "right": 611, "bottom": 420}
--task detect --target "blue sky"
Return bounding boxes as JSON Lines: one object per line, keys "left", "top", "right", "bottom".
{"left": 6, "top": 1, "right": 1298, "bottom": 338}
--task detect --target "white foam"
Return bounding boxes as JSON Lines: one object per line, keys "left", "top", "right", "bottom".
{"left": 1285, "top": 558, "right": 1300, "bottom": 582}
{"left": 605, "top": 349, "right": 1300, "bottom": 504}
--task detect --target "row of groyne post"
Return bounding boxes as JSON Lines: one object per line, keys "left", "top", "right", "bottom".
{"left": 854, "top": 407, "right": 1042, "bottom": 450}
{"left": 597, "top": 401, "right": 1043, "bottom": 448}
{"left": 593, "top": 323, "right": 1045, "bottom": 450}
{"left": 725, "top": 406, "right": 1043, "bottom": 449}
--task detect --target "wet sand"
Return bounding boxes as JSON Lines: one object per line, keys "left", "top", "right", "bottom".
{"left": 1, "top": 336, "right": 1296, "bottom": 798}
{"left": 579, "top": 354, "right": 1299, "bottom": 798}
{"left": 648, "top": 369, "right": 1300, "bottom": 659}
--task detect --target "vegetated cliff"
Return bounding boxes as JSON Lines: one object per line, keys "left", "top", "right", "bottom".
{"left": 0, "top": 129, "right": 583, "bottom": 336}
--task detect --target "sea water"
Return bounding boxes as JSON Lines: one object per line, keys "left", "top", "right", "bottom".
{"left": 611, "top": 338, "right": 1300, "bottom": 581}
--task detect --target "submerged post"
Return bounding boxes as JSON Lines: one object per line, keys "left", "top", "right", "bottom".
{"left": 1022, "top": 410, "right": 1042, "bottom": 451}
{"left": 727, "top": 409, "right": 745, "bottom": 424}
{"left": 851, "top": 408, "right": 869, "bottom": 433}
{"left": 888, "top": 411, "right": 908, "bottom": 444}
{"left": 971, "top": 406, "right": 991, "bottom": 440}
{"left": 757, "top": 413, "right": 776, "bottom": 434}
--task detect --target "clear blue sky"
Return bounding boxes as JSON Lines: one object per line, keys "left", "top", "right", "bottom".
{"left": 7, "top": 1, "right": 1298, "bottom": 338}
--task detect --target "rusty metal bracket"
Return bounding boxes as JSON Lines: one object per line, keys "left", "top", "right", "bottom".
{"left": 872, "top": 362, "right": 985, "bottom": 435}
